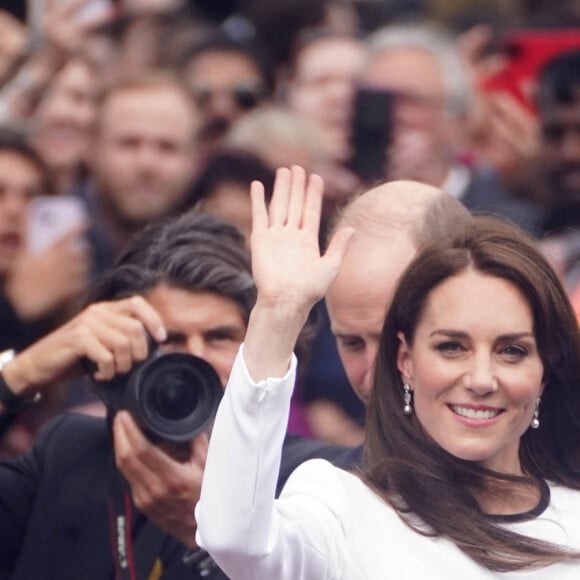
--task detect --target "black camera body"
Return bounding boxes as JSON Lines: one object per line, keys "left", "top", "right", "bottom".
{"left": 93, "top": 344, "right": 223, "bottom": 443}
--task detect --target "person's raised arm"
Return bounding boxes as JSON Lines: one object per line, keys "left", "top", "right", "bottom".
{"left": 0, "top": 296, "right": 166, "bottom": 409}
{"left": 243, "top": 165, "right": 353, "bottom": 380}
{"left": 196, "top": 165, "right": 353, "bottom": 580}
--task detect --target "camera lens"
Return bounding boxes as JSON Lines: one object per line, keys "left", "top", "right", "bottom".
{"left": 94, "top": 344, "right": 224, "bottom": 443}
{"left": 126, "top": 352, "right": 223, "bottom": 442}
{"left": 146, "top": 370, "right": 200, "bottom": 421}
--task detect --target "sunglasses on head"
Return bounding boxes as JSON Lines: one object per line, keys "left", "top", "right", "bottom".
{"left": 192, "top": 83, "right": 269, "bottom": 111}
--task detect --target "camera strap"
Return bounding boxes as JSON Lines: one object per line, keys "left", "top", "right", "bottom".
{"left": 108, "top": 470, "right": 166, "bottom": 580}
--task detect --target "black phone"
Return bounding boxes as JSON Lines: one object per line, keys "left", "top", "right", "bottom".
{"left": 348, "top": 86, "right": 394, "bottom": 184}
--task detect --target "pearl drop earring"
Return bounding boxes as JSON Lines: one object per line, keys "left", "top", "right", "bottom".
{"left": 403, "top": 383, "right": 413, "bottom": 416}
{"left": 531, "top": 397, "right": 540, "bottom": 429}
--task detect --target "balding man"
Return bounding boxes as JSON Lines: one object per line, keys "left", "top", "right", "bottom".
{"left": 315, "top": 181, "right": 471, "bottom": 466}
{"left": 327, "top": 181, "right": 470, "bottom": 405}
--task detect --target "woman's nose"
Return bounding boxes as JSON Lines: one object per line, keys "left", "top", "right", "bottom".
{"left": 464, "top": 354, "right": 498, "bottom": 395}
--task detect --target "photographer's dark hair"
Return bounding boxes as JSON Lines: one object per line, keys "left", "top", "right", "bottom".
{"left": 90, "top": 211, "right": 256, "bottom": 322}
{"left": 364, "top": 216, "right": 580, "bottom": 572}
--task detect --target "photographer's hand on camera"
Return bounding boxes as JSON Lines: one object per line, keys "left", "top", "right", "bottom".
{"left": 0, "top": 295, "right": 166, "bottom": 408}
{"left": 114, "top": 410, "right": 208, "bottom": 548}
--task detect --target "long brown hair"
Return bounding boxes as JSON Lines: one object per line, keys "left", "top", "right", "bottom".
{"left": 364, "top": 216, "right": 580, "bottom": 571}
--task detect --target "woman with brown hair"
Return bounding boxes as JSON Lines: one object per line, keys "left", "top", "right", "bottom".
{"left": 196, "top": 165, "right": 580, "bottom": 578}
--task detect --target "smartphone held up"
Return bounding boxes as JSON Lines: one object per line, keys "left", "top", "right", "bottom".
{"left": 27, "top": 195, "right": 88, "bottom": 255}
{"left": 348, "top": 86, "right": 394, "bottom": 184}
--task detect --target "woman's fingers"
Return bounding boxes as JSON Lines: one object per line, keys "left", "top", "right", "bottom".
{"left": 268, "top": 167, "right": 291, "bottom": 225}
{"left": 257, "top": 165, "right": 321, "bottom": 229}
{"left": 302, "top": 173, "right": 324, "bottom": 235}
{"left": 287, "top": 166, "right": 307, "bottom": 226}
{"left": 250, "top": 180, "right": 268, "bottom": 233}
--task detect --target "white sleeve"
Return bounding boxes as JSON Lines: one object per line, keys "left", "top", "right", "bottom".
{"left": 195, "top": 345, "right": 348, "bottom": 580}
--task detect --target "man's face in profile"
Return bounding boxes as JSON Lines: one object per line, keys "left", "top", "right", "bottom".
{"left": 326, "top": 235, "right": 416, "bottom": 404}
{"left": 540, "top": 95, "right": 580, "bottom": 200}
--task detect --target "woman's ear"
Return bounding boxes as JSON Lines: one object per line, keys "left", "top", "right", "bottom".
{"left": 397, "top": 331, "right": 413, "bottom": 383}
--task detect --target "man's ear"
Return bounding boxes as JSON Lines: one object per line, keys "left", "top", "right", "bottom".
{"left": 397, "top": 331, "right": 413, "bottom": 384}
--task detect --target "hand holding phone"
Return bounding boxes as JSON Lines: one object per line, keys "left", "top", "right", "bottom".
{"left": 482, "top": 30, "right": 580, "bottom": 113}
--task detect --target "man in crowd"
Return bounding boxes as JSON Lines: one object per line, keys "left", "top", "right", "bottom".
{"left": 357, "top": 23, "right": 540, "bottom": 235}
{"left": 0, "top": 211, "right": 344, "bottom": 579}
{"left": 533, "top": 49, "right": 580, "bottom": 309}
{"left": 0, "top": 126, "right": 91, "bottom": 456}
{"left": 537, "top": 49, "right": 580, "bottom": 237}
{"left": 321, "top": 180, "right": 471, "bottom": 463}
{"left": 0, "top": 127, "right": 89, "bottom": 352}
{"left": 178, "top": 33, "right": 273, "bottom": 158}
{"left": 80, "top": 72, "right": 202, "bottom": 276}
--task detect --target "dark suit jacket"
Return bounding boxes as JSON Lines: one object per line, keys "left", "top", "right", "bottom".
{"left": 0, "top": 413, "right": 347, "bottom": 579}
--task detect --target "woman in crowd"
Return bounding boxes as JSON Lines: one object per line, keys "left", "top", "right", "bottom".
{"left": 196, "top": 165, "right": 580, "bottom": 578}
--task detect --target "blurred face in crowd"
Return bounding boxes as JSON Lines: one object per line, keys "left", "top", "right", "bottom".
{"left": 0, "top": 11, "right": 26, "bottom": 85}
{"left": 185, "top": 50, "right": 268, "bottom": 141}
{"left": 31, "top": 58, "right": 98, "bottom": 182}
{"left": 359, "top": 47, "right": 458, "bottom": 184}
{"left": 195, "top": 182, "right": 253, "bottom": 246}
{"left": 91, "top": 83, "right": 199, "bottom": 229}
{"left": 540, "top": 94, "right": 580, "bottom": 200}
{"left": 397, "top": 269, "right": 543, "bottom": 474}
{"left": 326, "top": 234, "right": 416, "bottom": 404}
{"left": 287, "top": 36, "right": 364, "bottom": 161}
{"left": 147, "top": 284, "right": 246, "bottom": 386}
{"left": 0, "top": 152, "right": 42, "bottom": 276}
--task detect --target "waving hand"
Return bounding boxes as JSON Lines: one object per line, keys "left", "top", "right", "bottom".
{"left": 244, "top": 166, "right": 353, "bottom": 381}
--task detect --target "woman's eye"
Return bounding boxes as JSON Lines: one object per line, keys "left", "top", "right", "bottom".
{"left": 502, "top": 344, "right": 529, "bottom": 359}
{"left": 435, "top": 341, "right": 463, "bottom": 354}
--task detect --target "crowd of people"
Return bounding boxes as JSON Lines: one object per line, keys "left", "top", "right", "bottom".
{"left": 0, "top": 0, "right": 579, "bottom": 578}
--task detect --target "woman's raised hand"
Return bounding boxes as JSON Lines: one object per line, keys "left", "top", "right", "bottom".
{"left": 251, "top": 166, "right": 352, "bottom": 309}
{"left": 243, "top": 166, "right": 353, "bottom": 381}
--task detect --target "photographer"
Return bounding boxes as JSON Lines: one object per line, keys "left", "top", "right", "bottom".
{"left": 0, "top": 211, "right": 344, "bottom": 579}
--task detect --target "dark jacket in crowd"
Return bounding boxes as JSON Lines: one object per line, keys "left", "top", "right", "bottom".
{"left": 0, "top": 413, "right": 348, "bottom": 579}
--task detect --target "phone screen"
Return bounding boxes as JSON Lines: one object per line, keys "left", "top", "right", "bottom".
{"left": 348, "top": 86, "right": 393, "bottom": 184}
{"left": 27, "top": 196, "right": 88, "bottom": 255}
